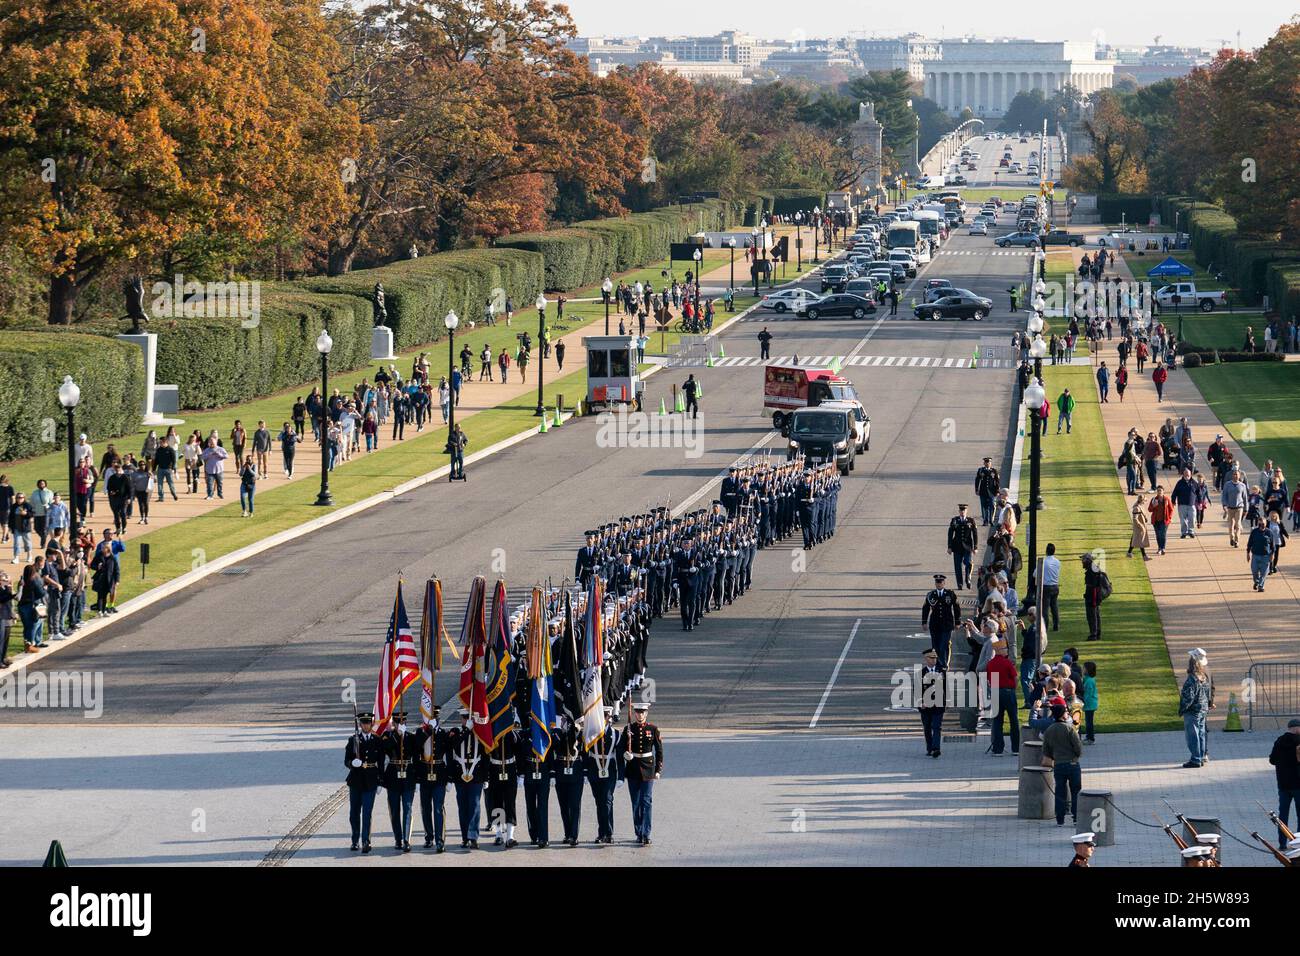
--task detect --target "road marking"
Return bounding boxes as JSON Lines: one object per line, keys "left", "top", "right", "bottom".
{"left": 810, "top": 618, "right": 862, "bottom": 729}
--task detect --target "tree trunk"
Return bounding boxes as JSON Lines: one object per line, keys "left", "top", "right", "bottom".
{"left": 48, "top": 273, "right": 77, "bottom": 325}
{"left": 326, "top": 241, "right": 359, "bottom": 277}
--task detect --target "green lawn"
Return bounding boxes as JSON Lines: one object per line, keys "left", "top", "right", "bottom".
{"left": 1187, "top": 363, "right": 1300, "bottom": 479}
{"left": 1175, "top": 312, "right": 1270, "bottom": 351}
{"left": 1120, "top": 250, "right": 1229, "bottom": 292}
{"left": 1028, "top": 364, "right": 1179, "bottom": 732}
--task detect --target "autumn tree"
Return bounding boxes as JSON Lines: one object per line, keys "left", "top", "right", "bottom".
{"left": 0, "top": 0, "right": 356, "bottom": 324}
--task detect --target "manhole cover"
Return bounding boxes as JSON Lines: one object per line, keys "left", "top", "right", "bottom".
{"left": 220, "top": 567, "right": 251, "bottom": 576}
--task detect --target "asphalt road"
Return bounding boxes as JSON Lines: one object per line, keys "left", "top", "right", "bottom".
{"left": 3, "top": 219, "right": 1031, "bottom": 738}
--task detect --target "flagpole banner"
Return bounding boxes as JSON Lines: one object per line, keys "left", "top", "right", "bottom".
{"left": 458, "top": 576, "right": 489, "bottom": 734}
{"left": 373, "top": 579, "right": 420, "bottom": 732}
{"left": 527, "top": 586, "right": 555, "bottom": 762}
{"left": 581, "top": 576, "right": 607, "bottom": 750}
{"left": 483, "top": 579, "right": 518, "bottom": 749}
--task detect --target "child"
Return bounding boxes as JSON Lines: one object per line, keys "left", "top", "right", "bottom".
{"left": 1082, "top": 661, "right": 1099, "bottom": 743}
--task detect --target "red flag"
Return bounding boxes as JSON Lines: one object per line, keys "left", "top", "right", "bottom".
{"left": 457, "top": 575, "right": 489, "bottom": 739}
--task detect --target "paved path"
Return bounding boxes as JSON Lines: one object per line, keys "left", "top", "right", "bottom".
{"left": 1057, "top": 248, "right": 1300, "bottom": 727}
{"left": 0, "top": 722, "right": 1283, "bottom": 866}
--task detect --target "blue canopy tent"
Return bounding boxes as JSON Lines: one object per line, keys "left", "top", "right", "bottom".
{"left": 1147, "top": 256, "right": 1194, "bottom": 278}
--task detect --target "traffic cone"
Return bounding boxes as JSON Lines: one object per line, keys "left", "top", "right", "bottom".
{"left": 539, "top": 412, "right": 548, "bottom": 434}
{"left": 719, "top": 343, "right": 726, "bottom": 358}
{"left": 830, "top": 357, "right": 841, "bottom": 373}
{"left": 707, "top": 353, "right": 714, "bottom": 367}
{"left": 970, "top": 345, "right": 979, "bottom": 369}
{"left": 1223, "top": 692, "right": 1244, "bottom": 732}
{"left": 696, "top": 381, "right": 703, "bottom": 399}
{"left": 553, "top": 406, "right": 562, "bottom": 428}
{"left": 675, "top": 392, "right": 685, "bottom": 413}
{"left": 659, "top": 397, "right": 667, "bottom": 416}
{"left": 42, "top": 840, "right": 68, "bottom": 867}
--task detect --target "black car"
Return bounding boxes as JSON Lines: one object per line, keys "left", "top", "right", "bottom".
{"left": 913, "top": 294, "right": 992, "bottom": 321}
{"left": 801, "top": 293, "right": 877, "bottom": 320}
{"left": 820, "top": 266, "right": 851, "bottom": 293}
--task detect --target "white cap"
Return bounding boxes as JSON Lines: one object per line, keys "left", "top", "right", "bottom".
{"left": 1286, "top": 848, "right": 1300, "bottom": 861}
{"left": 1181, "top": 846, "right": 1212, "bottom": 858}
{"left": 1188, "top": 647, "right": 1207, "bottom": 661}
{"left": 79, "top": 433, "right": 87, "bottom": 441}
{"left": 1071, "top": 832, "right": 1096, "bottom": 845}
{"left": 1287, "top": 838, "right": 1300, "bottom": 850}
{"left": 1195, "top": 833, "right": 1220, "bottom": 845}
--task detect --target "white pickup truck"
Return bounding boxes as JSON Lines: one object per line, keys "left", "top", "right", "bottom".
{"left": 1154, "top": 282, "right": 1227, "bottom": 313}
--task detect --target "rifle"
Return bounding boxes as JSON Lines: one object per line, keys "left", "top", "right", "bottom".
{"left": 1156, "top": 815, "right": 1189, "bottom": 851}
{"left": 1249, "top": 830, "right": 1294, "bottom": 867}
{"left": 1256, "top": 799, "right": 1298, "bottom": 843}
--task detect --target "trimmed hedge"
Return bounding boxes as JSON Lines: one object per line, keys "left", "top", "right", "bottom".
{"left": 0, "top": 332, "right": 145, "bottom": 461}
{"left": 1177, "top": 347, "right": 1285, "bottom": 364}
{"left": 1265, "top": 261, "right": 1300, "bottom": 318}
{"left": 496, "top": 200, "right": 733, "bottom": 291}
{"left": 769, "top": 189, "right": 824, "bottom": 217}
{"left": 1096, "top": 193, "right": 1154, "bottom": 225}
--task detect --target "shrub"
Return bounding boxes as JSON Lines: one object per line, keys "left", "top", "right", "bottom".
{"left": 0, "top": 332, "right": 145, "bottom": 461}
{"left": 1182, "top": 352, "right": 1202, "bottom": 368}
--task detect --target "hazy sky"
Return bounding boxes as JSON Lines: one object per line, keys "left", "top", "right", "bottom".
{"left": 554, "top": 1, "right": 1287, "bottom": 49}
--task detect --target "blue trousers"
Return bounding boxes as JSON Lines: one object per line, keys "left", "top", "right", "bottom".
{"left": 952, "top": 549, "right": 972, "bottom": 588}
{"left": 991, "top": 687, "right": 1020, "bottom": 754}
{"left": 523, "top": 772, "right": 551, "bottom": 844}
{"left": 418, "top": 780, "right": 446, "bottom": 844}
{"left": 588, "top": 774, "right": 617, "bottom": 840}
{"left": 386, "top": 782, "right": 415, "bottom": 844}
{"left": 1279, "top": 787, "right": 1300, "bottom": 845}
{"left": 930, "top": 628, "right": 952, "bottom": 670}
{"left": 627, "top": 776, "right": 655, "bottom": 839}
{"left": 979, "top": 494, "right": 994, "bottom": 525}
{"left": 1183, "top": 712, "right": 1206, "bottom": 764}
{"left": 920, "top": 708, "right": 944, "bottom": 752}
{"left": 554, "top": 768, "right": 585, "bottom": 841}
{"left": 348, "top": 785, "right": 377, "bottom": 845}
{"left": 1020, "top": 659, "right": 1038, "bottom": 706}
{"left": 1251, "top": 553, "right": 1271, "bottom": 589}
{"left": 453, "top": 781, "right": 483, "bottom": 842}
{"left": 1053, "top": 762, "right": 1081, "bottom": 824}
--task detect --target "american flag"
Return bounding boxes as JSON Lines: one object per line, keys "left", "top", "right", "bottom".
{"left": 374, "top": 580, "right": 420, "bottom": 732}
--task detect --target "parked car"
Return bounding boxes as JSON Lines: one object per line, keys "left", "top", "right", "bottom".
{"left": 913, "top": 293, "right": 993, "bottom": 320}
{"left": 995, "top": 231, "right": 1041, "bottom": 248}
{"left": 820, "top": 265, "right": 852, "bottom": 292}
{"left": 1153, "top": 282, "right": 1228, "bottom": 312}
{"left": 1039, "top": 230, "right": 1085, "bottom": 247}
{"left": 760, "top": 288, "right": 823, "bottom": 313}
{"left": 799, "top": 293, "right": 877, "bottom": 321}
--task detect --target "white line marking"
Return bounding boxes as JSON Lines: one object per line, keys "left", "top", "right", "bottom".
{"left": 810, "top": 618, "right": 862, "bottom": 729}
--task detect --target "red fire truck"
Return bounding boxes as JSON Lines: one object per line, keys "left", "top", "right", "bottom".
{"left": 763, "top": 363, "right": 859, "bottom": 431}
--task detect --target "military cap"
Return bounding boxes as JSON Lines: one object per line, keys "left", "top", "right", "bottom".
{"left": 357, "top": 711, "right": 376, "bottom": 721}
{"left": 392, "top": 710, "right": 408, "bottom": 720}
{"left": 1180, "top": 846, "right": 1212, "bottom": 859}
{"left": 631, "top": 701, "right": 651, "bottom": 711}
{"left": 1071, "top": 832, "right": 1096, "bottom": 845}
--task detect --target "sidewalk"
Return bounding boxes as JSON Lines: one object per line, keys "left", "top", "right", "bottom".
{"left": 1074, "top": 249, "right": 1300, "bottom": 722}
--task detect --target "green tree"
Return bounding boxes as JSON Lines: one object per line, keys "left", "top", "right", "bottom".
{"left": 844, "top": 70, "right": 917, "bottom": 160}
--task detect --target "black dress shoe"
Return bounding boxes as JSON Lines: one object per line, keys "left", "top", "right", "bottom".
{"left": 402, "top": 842, "right": 411, "bottom": 853}
{"left": 469, "top": 840, "right": 478, "bottom": 849}
{"left": 505, "top": 839, "right": 518, "bottom": 848}
{"left": 494, "top": 835, "right": 503, "bottom": 846}
{"left": 461, "top": 840, "right": 469, "bottom": 849}
{"left": 395, "top": 843, "right": 404, "bottom": 852}
{"left": 424, "top": 836, "right": 434, "bottom": 848}
{"left": 435, "top": 842, "right": 445, "bottom": 853}
{"left": 537, "top": 840, "right": 549, "bottom": 848}
{"left": 350, "top": 843, "right": 359, "bottom": 852}
{"left": 643, "top": 836, "right": 652, "bottom": 846}
{"left": 362, "top": 843, "right": 372, "bottom": 854}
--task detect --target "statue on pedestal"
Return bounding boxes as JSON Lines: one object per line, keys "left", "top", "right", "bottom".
{"left": 373, "top": 282, "right": 388, "bottom": 327}
{"left": 124, "top": 274, "right": 149, "bottom": 334}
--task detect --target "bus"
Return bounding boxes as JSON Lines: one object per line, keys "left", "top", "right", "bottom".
{"left": 910, "top": 209, "right": 944, "bottom": 247}
{"left": 885, "top": 219, "right": 921, "bottom": 253}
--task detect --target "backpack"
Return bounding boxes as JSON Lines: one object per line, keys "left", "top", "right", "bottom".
{"left": 1096, "top": 571, "right": 1113, "bottom": 602}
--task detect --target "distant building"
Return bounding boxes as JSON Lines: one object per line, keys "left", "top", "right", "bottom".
{"left": 923, "top": 39, "right": 1116, "bottom": 117}
{"left": 1104, "top": 44, "right": 1215, "bottom": 85}
{"left": 759, "top": 41, "right": 858, "bottom": 81}
{"left": 854, "top": 35, "right": 942, "bottom": 81}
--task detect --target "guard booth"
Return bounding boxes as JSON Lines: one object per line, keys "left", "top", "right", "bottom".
{"left": 582, "top": 335, "right": 643, "bottom": 414}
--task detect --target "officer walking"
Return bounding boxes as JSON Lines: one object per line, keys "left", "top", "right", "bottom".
{"left": 519, "top": 707, "right": 552, "bottom": 848}
{"left": 344, "top": 711, "right": 385, "bottom": 854}
{"left": 622, "top": 701, "right": 663, "bottom": 846}
{"left": 975, "top": 457, "right": 1001, "bottom": 526}
{"left": 447, "top": 708, "right": 488, "bottom": 849}
{"left": 682, "top": 374, "right": 700, "bottom": 420}
{"left": 416, "top": 706, "right": 449, "bottom": 851}
{"left": 585, "top": 705, "right": 623, "bottom": 845}
{"left": 380, "top": 710, "right": 421, "bottom": 852}
{"left": 485, "top": 718, "right": 521, "bottom": 848}
{"left": 673, "top": 534, "right": 699, "bottom": 632}
{"left": 551, "top": 714, "right": 585, "bottom": 846}
{"left": 575, "top": 531, "right": 599, "bottom": 588}
{"left": 921, "top": 573, "right": 961, "bottom": 669}
{"left": 946, "top": 503, "right": 979, "bottom": 590}
{"left": 918, "top": 647, "right": 947, "bottom": 758}
{"left": 757, "top": 327, "right": 772, "bottom": 360}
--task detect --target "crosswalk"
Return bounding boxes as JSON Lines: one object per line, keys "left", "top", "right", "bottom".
{"left": 697, "top": 354, "right": 1015, "bottom": 369}
{"left": 935, "top": 250, "right": 1032, "bottom": 256}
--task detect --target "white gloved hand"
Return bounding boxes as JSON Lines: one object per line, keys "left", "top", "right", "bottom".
{"left": 351, "top": 758, "right": 362, "bottom": 768}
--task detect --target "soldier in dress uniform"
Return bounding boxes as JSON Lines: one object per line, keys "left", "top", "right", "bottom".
{"left": 485, "top": 716, "right": 521, "bottom": 848}
{"left": 947, "top": 503, "right": 979, "bottom": 590}
{"left": 613, "top": 550, "right": 638, "bottom": 597}
{"left": 673, "top": 533, "right": 699, "bottom": 632}
{"left": 918, "top": 647, "right": 947, "bottom": 758}
{"left": 922, "top": 573, "right": 961, "bottom": 669}
{"left": 622, "top": 701, "right": 663, "bottom": 846}
{"left": 344, "top": 711, "right": 385, "bottom": 853}
{"left": 1069, "top": 832, "right": 1096, "bottom": 867}
{"left": 447, "top": 707, "right": 489, "bottom": 849}
{"left": 380, "top": 710, "right": 422, "bottom": 852}
{"left": 416, "top": 706, "right": 450, "bottom": 851}
{"left": 519, "top": 699, "right": 553, "bottom": 848}
{"left": 551, "top": 713, "right": 585, "bottom": 846}
{"left": 585, "top": 704, "right": 623, "bottom": 845}
{"left": 721, "top": 466, "right": 740, "bottom": 517}
{"left": 575, "top": 531, "right": 599, "bottom": 587}
{"left": 798, "top": 469, "right": 817, "bottom": 550}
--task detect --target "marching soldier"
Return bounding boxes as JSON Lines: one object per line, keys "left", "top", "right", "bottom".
{"left": 485, "top": 717, "right": 521, "bottom": 848}
{"left": 975, "top": 456, "right": 1001, "bottom": 526}
{"left": 575, "top": 531, "right": 599, "bottom": 587}
{"left": 416, "top": 706, "right": 449, "bottom": 851}
{"left": 519, "top": 705, "right": 552, "bottom": 848}
{"left": 380, "top": 710, "right": 422, "bottom": 852}
{"left": 922, "top": 573, "right": 961, "bottom": 669}
{"left": 344, "top": 711, "right": 385, "bottom": 853}
{"left": 721, "top": 466, "right": 740, "bottom": 517}
{"left": 918, "top": 647, "right": 946, "bottom": 758}
{"left": 673, "top": 533, "right": 699, "bottom": 632}
{"left": 1069, "top": 832, "right": 1096, "bottom": 867}
{"left": 798, "top": 469, "right": 816, "bottom": 550}
{"left": 447, "top": 708, "right": 489, "bottom": 849}
{"left": 623, "top": 701, "right": 663, "bottom": 846}
{"left": 551, "top": 713, "right": 585, "bottom": 846}
{"left": 585, "top": 705, "right": 623, "bottom": 845}
{"left": 947, "top": 503, "right": 979, "bottom": 590}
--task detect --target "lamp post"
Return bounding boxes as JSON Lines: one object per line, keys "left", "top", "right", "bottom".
{"left": 601, "top": 277, "right": 613, "bottom": 335}
{"left": 692, "top": 248, "right": 702, "bottom": 325}
{"left": 1023, "top": 379, "right": 1046, "bottom": 603}
{"left": 58, "top": 375, "right": 81, "bottom": 548}
{"left": 726, "top": 237, "right": 735, "bottom": 301}
{"left": 751, "top": 228, "right": 761, "bottom": 297}
{"left": 813, "top": 205, "right": 821, "bottom": 263}
{"left": 314, "top": 330, "right": 334, "bottom": 507}
{"left": 794, "top": 211, "right": 803, "bottom": 272}
{"left": 443, "top": 310, "right": 458, "bottom": 453}
{"left": 534, "top": 294, "right": 547, "bottom": 416}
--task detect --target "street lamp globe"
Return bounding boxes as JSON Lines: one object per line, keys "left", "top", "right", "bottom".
{"left": 726, "top": 237, "right": 735, "bottom": 248}
{"left": 1033, "top": 278, "right": 1046, "bottom": 294}
{"left": 814, "top": 205, "right": 821, "bottom": 217}
{"left": 692, "top": 248, "right": 702, "bottom": 262}
{"left": 1024, "top": 382, "right": 1046, "bottom": 408}
{"left": 536, "top": 293, "right": 547, "bottom": 312}
{"left": 601, "top": 277, "right": 613, "bottom": 297}
{"left": 1029, "top": 336, "right": 1049, "bottom": 360}
{"left": 444, "top": 310, "right": 458, "bottom": 331}
{"left": 1032, "top": 295, "right": 1046, "bottom": 313}
{"left": 1027, "top": 313, "right": 1044, "bottom": 335}
{"left": 316, "top": 329, "right": 333, "bottom": 355}
{"left": 58, "top": 374, "right": 81, "bottom": 409}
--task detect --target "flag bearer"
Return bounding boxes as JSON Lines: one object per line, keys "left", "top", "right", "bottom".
{"left": 585, "top": 705, "right": 622, "bottom": 845}
{"left": 486, "top": 719, "right": 521, "bottom": 848}
{"left": 552, "top": 714, "right": 585, "bottom": 846}
{"left": 448, "top": 708, "right": 489, "bottom": 849}
{"left": 381, "top": 710, "right": 421, "bottom": 853}
{"left": 344, "top": 712, "right": 385, "bottom": 854}
{"left": 416, "top": 706, "right": 449, "bottom": 852}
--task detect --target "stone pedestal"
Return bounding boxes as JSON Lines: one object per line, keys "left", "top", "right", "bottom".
{"left": 1079, "top": 790, "right": 1115, "bottom": 846}
{"left": 371, "top": 326, "right": 396, "bottom": 361}
{"left": 116, "top": 333, "right": 168, "bottom": 425}
{"left": 1018, "top": 740, "right": 1044, "bottom": 773}
{"left": 1021, "top": 723, "right": 1040, "bottom": 743}
{"left": 1017, "top": 766, "right": 1053, "bottom": 820}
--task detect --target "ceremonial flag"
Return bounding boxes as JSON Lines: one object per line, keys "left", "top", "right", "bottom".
{"left": 419, "top": 577, "right": 447, "bottom": 725}
{"left": 457, "top": 575, "right": 489, "bottom": 737}
{"left": 373, "top": 580, "right": 420, "bottom": 732}
{"left": 580, "top": 576, "right": 607, "bottom": 750}
{"left": 555, "top": 591, "right": 582, "bottom": 722}
{"left": 482, "top": 579, "right": 517, "bottom": 748}
{"left": 526, "top": 587, "right": 555, "bottom": 762}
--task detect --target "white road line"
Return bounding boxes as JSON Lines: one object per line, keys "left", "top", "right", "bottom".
{"left": 870, "top": 355, "right": 884, "bottom": 366}
{"left": 884, "top": 356, "right": 896, "bottom": 366}
{"left": 810, "top": 618, "right": 862, "bottom": 729}
{"left": 908, "top": 356, "right": 920, "bottom": 367}
{"left": 945, "top": 357, "right": 955, "bottom": 367}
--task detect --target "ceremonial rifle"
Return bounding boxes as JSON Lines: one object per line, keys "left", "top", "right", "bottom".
{"left": 1256, "top": 799, "right": 1297, "bottom": 843}
{"left": 1248, "top": 830, "right": 1294, "bottom": 867}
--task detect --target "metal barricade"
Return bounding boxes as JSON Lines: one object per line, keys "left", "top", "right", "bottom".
{"left": 1247, "top": 662, "right": 1300, "bottom": 731}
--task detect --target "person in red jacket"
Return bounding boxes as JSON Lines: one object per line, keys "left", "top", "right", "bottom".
{"left": 1148, "top": 486, "right": 1175, "bottom": 554}
{"left": 1152, "top": 362, "right": 1169, "bottom": 401}
{"left": 986, "top": 638, "right": 1021, "bottom": 755}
